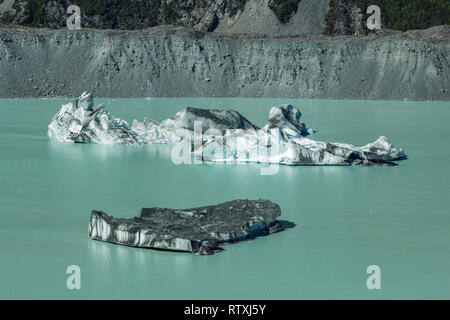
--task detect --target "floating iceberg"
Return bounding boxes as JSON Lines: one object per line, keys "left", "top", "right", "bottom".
{"left": 48, "top": 92, "right": 144, "bottom": 145}
{"left": 48, "top": 92, "right": 407, "bottom": 166}
{"left": 195, "top": 132, "right": 406, "bottom": 166}
{"left": 263, "top": 104, "right": 315, "bottom": 136}
{"left": 89, "top": 199, "right": 284, "bottom": 255}
{"left": 132, "top": 107, "right": 260, "bottom": 144}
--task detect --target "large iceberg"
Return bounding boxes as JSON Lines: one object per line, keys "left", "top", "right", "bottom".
{"left": 195, "top": 131, "right": 406, "bottom": 166}
{"left": 89, "top": 199, "right": 284, "bottom": 255}
{"left": 48, "top": 92, "right": 145, "bottom": 145}
{"left": 132, "top": 104, "right": 405, "bottom": 167}
{"left": 48, "top": 93, "right": 407, "bottom": 166}
{"left": 132, "top": 106, "right": 260, "bottom": 144}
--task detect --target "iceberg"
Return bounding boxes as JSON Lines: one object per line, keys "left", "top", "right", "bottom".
{"left": 195, "top": 131, "right": 406, "bottom": 166}
{"left": 131, "top": 106, "right": 260, "bottom": 144}
{"left": 89, "top": 199, "right": 284, "bottom": 255}
{"left": 48, "top": 92, "right": 145, "bottom": 145}
{"left": 48, "top": 92, "right": 407, "bottom": 166}
{"left": 263, "top": 104, "right": 315, "bottom": 136}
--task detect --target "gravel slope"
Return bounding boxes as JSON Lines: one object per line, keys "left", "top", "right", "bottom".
{"left": 215, "top": 0, "right": 329, "bottom": 36}
{"left": 0, "top": 25, "right": 448, "bottom": 100}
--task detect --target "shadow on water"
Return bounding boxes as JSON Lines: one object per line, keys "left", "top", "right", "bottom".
{"left": 278, "top": 220, "right": 296, "bottom": 230}
{"left": 212, "top": 219, "right": 296, "bottom": 255}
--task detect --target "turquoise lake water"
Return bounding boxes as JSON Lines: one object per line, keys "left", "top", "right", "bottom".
{"left": 0, "top": 98, "right": 449, "bottom": 299}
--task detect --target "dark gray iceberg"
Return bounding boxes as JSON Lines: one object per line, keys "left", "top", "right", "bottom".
{"left": 89, "top": 199, "right": 284, "bottom": 255}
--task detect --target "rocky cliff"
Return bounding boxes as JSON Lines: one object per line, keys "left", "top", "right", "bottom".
{"left": 0, "top": 25, "right": 448, "bottom": 100}
{"left": 0, "top": 0, "right": 305, "bottom": 33}
{"left": 2, "top": 0, "right": 448, "bottom": 36}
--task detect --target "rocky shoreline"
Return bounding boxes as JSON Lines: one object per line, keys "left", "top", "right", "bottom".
{"left": 0, "top": 25, "right": 449, "bottom": 100}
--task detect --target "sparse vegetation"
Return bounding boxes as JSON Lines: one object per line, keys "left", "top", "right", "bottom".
{"left": 268, "top": 0, "right": 301, "bottom": 24}
{"left": 24, "top": 0, "right": 47, "bottom": 25}
{"left": 20, "top": 0, "right": 249, "bottom": 29}
{"left": 23, "top": 0, "right": 162, "bottom": 28}
{"left": 355, "top": 0, "right": 449, "bottom": 31}
{"left": 15, "top": 0, "right": 450, "bottom": 31}
{"left": 229, "top": 0, "right": 247, "bottom": 17}
{"left": 325, "top": 0, "right": 450, "bottom": 35}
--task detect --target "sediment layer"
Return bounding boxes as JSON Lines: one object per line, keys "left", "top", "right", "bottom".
{"left": 0, "top": 25, "right": 449, "bottom": 100}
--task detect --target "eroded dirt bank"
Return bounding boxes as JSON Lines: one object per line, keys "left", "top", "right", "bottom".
{"left": 0, "top": 25, "right": 448, "bottom": 100}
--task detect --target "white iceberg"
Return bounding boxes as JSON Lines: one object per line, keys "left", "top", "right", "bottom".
{"left": 48, "top": 92, "right": 145, "bottom": 145}
{"left": 262, "top": 105, "right": 315, "bottom": 136}
{"left": 48, "top": 93, "right": 407, "bottom": 166}
{"left": 195, "top": 131, "right": 406, "bottom": 166}
{"left": 131, "top": 106, "right": 261, "bottom": 144}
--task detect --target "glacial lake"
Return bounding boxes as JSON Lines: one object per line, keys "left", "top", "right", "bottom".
{"left": 0, "top": 97, "right": 449, "bottom": 299}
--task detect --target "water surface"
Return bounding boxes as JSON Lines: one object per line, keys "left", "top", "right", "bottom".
{"left": 0, "top": 98, "right": 449, "bottom": 299}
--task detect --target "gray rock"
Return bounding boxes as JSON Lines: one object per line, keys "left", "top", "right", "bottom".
{"left": 1, "top": 0, "right": 328, "bottom": 35}
{"left": 89, "top": 199, "right": 285, "bottom": 255}
{"left": 0, "top": 0, "right": 16, "bottom": 18}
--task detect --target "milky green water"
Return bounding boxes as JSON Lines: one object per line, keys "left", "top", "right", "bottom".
{"left": 0, "top": 98, "right": 449, "bottom": 300}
